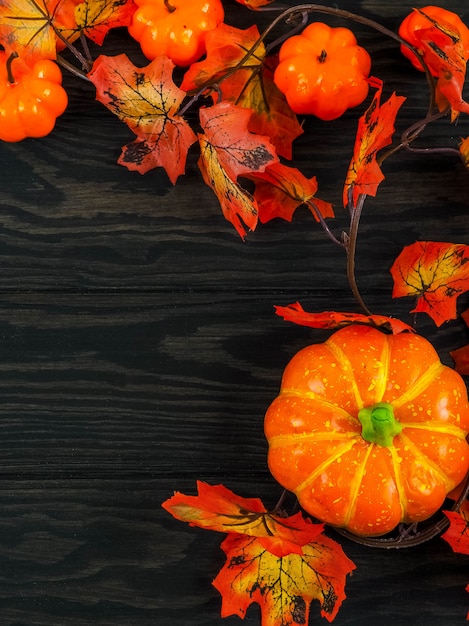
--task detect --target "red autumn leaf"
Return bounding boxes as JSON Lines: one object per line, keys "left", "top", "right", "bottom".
{"left": 247, "top": 162, "right": 333, "bottom": 224}
{"left": 450, "top": 308, "right": 469, "bottom": 375}
{"left": 234, "top": 0, "right": 276, "bottom": 8}
{"left": 74, "top": 0, "right": 135, "bottom": 45}
{"left": 275, "top": 301, "right": 415, "bottom": 335}
{"left": 181, "top": 26, "right": 303, "bottom": 159}
{"left": 343, "top": 78, "right": 406, "bottom": 208}
{"left": 222, "top": 56, "right": 304, "bottom": 160}
{"left": 413, "top": 9, "right": 469, "bottom": 121}
{"left": 181, "top": 24, "right": 265, "bottom": 93}
{"left": 199, "top": 101, "right": 277, "bottom": 180}
{"left": 460, "top": 136, "right": 469, "bottom": 168}
{"left": 198, "top": 101, "right": 278, "bottom": 237}
{"left": 88, "top": 54, "right": 197, "bottom": 182}
{"left": 390, "top": 241, "right": 469, "bottom": 326}
{"left": 213, "top": 532, "right": 356, "bottom": 625}
{"left": 0, "top": 0, "right": 78, "bottom": 61}
{"left": 198, "top": 136, "right": 259, "bottom": 238}
{"left": 441, "top": 501, "right": 469, "bottom": 555}
{"left": 162, "top": 481, "right": 324, "bottom": 557}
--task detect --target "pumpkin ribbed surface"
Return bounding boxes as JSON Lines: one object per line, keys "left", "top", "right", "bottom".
{"left": 264, "top": 325, "right": 469, "bottom": 536}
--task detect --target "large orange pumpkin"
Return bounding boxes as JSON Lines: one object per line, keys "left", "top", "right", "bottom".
{"left": 264, "top": 325, "right": 469, "bottom": 536}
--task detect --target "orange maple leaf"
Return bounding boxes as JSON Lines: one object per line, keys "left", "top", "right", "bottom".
{"left": 390, "top": 241, "right": 469, "bottom": 326}
{"left": 0, "top": 0, "right": 75, "bottom": 61}
{"left": 221, "top": 56, "right": 304, "bottom": 160}
{"left": 247, "top": 162, "right": 333, "bottom": 224}
{"left": 274, "top": 301, "right": 415, "bottom": 335}
{"left": 213, "top": 532, "right": 356, "bottom": 625}
{"left": 181, "top": 24, "right": 265, "bottom": 93}
{"left": 198, "top": 101, "right": 278, "bottom": 237}
{"left": 181, "top": 26, "right": 303, "bottom": 160}
{"left": 74, "top": 0, "right": 135, "bottom": 45}
{"left": 88, "top": 54, "right": 197, "bottom": 182}
{"left": 412, "top": 9, "right": 469, "bottom": 121}
{"left": 442, "top": 501, "right": 469, "bottom": 555}
{"left": 234, "top": 0, "right": 276, "bottom": 8}
{"left": 450, "top": 308, "right": 469, "bottom": 375}
{"left": 343, "top": 79, "right": 406, "bottom": 209}
{"left": 162, "top": 481, "right": 324, "bottom": 557}
{"left": 460, "top": 136, "right": 469, "bottom": 168}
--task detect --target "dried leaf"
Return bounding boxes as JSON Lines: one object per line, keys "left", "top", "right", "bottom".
{"left": 343, "top": 79, "right": 406, "bottom": 208}
{"left": 275, "top": 301, "right": 415, "bottom": 335}
{"left": 221, "top": 58, "right": 304, "bottom": 159}
{"left": 213, "top": 533, "right": 356, "bottom": 625}
{"left": 234, "top": 0, "right": 276, "bottom": 8}
{"left": 390, "top": 241, "right": 469, "bottom": 326}
{"left": 247, "top": 162, "right": 333, "bottom": 224}
{"left": 0, "top": 0, "right": 69, "bottom": 61}
{"left": 181, "top": 25, "right": 303, "bottom": 159}
{"left": 88, "top": 54, "right": 196, "bottom": 182}
{"left": 181, "top": 23, "right": 265, "bottom": 93}
{"left": 441, "top": 501, "right": 469, "bottom": 555}
{"left": 162, "top": 481, "right": 324, "bottom": 557}
{"left": 74, "top": 0, "right": 135, "bottom": 45}
{"left": 459, "top": 136, "right": 469, "bottom": 167}
{"left": 198, "top": 101, "right": 278, "bottom": 237}
{"left": 413, "top": 9, "right": 469, "bottom": 121}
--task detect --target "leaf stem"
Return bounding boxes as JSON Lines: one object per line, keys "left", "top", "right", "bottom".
{"left": 346, "top": 193, "right": 372, "bottom": 316}
{"left": 54, "top": 30, "right": 93, "bottom": 73}
{"left": 56, "top": 55, "right": 91, "bottom": 82}
{"left": 307, "top": 200, "right": 345, "bottom": 249}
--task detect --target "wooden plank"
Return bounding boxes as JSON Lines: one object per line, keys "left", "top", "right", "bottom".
{"left": 0, "top": 1, "right": 467, "bottom": 625}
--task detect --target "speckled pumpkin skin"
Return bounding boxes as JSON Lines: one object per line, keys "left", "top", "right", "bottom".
{"left": 264, "top": 325, "right": 469, "bottom": 536}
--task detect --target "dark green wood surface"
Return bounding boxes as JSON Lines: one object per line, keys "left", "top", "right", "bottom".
{"left": 0, "top": 1, "right": 468, "bottom": 624}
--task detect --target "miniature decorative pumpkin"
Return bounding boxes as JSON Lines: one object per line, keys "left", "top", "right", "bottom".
{"left": 0, "top": 52, "right": 68, "bottom": 142}
{"left": 273, "top": 22, "right": 371, "bottom": 120}
{"left": 128, "top": 0, "right": 225, "bottom": 67}
{"left": 264, "top": 325, "right": 469, "bottom": 536}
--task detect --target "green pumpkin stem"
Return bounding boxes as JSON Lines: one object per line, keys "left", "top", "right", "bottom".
{"left": 358, "top": 402, "right": 402, "bottom": 447}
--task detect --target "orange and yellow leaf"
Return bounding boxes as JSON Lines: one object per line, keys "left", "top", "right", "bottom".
{"left": 0, "top": 0, "right": 65, "bottom": 61}
{"left": 74, "top": 0, "right": 135, "bottom": 45}
{"left": 343, "top": 79, "right": 406, "bottom": 208}
{"left": 198, "top": 101, "right": 278, "bottom": 237}
{"left": 413, "top": 9, "right": 469, "bottom": 121}
{"left": 181, "top": 26, "right": 303, "bottom": 159}
{"left": 442, "top": 501, "right": 469, "bottom": 555}
{"left": 390, "top": 241, "right": 469, "bottom": 326}
{"left": 275, "top": 301, "right": 415, "bottom": 335}
{"left": 213, "top": 533, "right": 356, "bottom": 625}
{"left": 234, "top": 0, "right": 276, "bottom": 8}
{"left": 248, "top": 162, "right": 333, "bottom": 224}
{"left": 88, "top": 53, "right": 197, "bottom": 182}
{"left": 162, "top": 481, "right": 324, "bottom": 557}
{"left": 459, "top": 136, "right": 469, "bottom": 167}
{"left": 181, "top": 23, "right": 265, "bottom": 93}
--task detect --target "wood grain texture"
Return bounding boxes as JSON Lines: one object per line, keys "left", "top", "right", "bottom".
{"left": 0, "top": 1, "right": 468, "bottom": 625}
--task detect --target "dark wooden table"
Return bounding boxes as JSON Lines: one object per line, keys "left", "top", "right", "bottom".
{"left": 0, "top": 1, "right": 468, "bottom": 624}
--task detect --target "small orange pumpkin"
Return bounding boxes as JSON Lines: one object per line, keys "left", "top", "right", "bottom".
{"left": 264, "top": 325, "right": 469, "bottom": 536}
